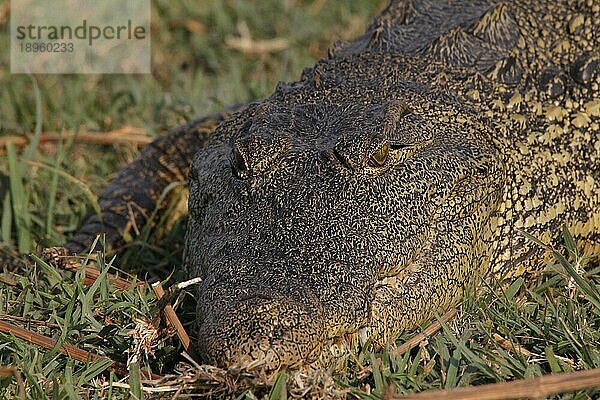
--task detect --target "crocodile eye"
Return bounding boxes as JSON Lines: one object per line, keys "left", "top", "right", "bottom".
{"left": 232, "top": 144, "right": 250, "bottom": 180}
{"left": 369, "top": 142, "right": 389, "bottom": 167}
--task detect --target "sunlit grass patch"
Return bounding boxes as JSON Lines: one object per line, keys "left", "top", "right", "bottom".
{"left": 0, "top": 247, "right": 179, "bottom": 398}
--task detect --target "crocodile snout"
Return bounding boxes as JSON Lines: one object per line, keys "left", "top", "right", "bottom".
{"left": 197, "top": 289, "right": 326, "bottom": 371}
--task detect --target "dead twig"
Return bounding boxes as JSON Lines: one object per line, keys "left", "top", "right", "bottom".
{"left": 0, "top": 274, "right": 18, "bottom": 287}
{"left": 66, "top": 263, "right": 141, "bottom": 291}
{"left": 151, "top": 280, "right": 201, "bottom": 363}
{"left": 0, "top": 127, "right": 151, "bottom": 149}
{"left": 42, "top": 248, "right": 200, "bottom": 366}
{"left": 42, "top": 247, "right": 141, "bottom": 291}
{"left": 388, "top": 368, "right": 600, "bottom": 400}
{"left": 392, "top": 309, "right": 458, "bottom": 357}
{"left": 173, "top": 277, "right": 203, "bottom": 291}
{"left": 0, "top": 366, "right": 25, "bottom": 400}
{"left": 0, "top": 314, "right": 60, "bottom": 329}
{"left": 0, "top": 320, "right": 162, "bottom": 380}
{"left": 225, "top": 21, "right": 288, "bottom": 55}
{"left": 492, "top": 333, "right": 533, "bottom": 358}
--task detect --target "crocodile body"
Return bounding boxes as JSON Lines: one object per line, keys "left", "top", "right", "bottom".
{"left": 68, "top": 0, "right": 599, "bottom": 370}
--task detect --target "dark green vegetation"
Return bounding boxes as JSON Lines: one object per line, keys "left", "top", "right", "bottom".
{"left": 1, "top": 0, "right": 599, "bottom": 398}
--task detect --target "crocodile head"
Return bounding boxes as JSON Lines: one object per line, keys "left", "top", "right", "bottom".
{"left": 185, "top": 71, "right": 504, "bottom": 371}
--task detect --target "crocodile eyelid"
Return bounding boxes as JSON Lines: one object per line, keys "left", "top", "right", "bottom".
{"left": 369, "top": 142, "right": 390, "bottom": 167}
{"left": 389, "top": 143, "right": 412, "bottom": 150}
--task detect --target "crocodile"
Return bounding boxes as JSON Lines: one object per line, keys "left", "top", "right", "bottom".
{"left": 66, "top": 0, "right": 599, "bottom": 371}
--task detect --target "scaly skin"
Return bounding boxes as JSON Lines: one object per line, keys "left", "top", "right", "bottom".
{"left": 67, "top": 0, "right": 599, "bottom": 371}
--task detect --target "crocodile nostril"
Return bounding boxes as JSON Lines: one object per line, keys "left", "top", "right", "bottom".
{"left": 232, "top": 142, "right": 250, "bottom": 180}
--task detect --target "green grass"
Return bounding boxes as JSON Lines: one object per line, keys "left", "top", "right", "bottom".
{"left": 1, "top": 0, "right": 599, "bottom": 398}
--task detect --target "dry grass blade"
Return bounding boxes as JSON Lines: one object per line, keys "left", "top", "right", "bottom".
{"left": 392, "top": 309, "right": 457, "bottom": 357}
{"left": 492, "top": 333, "right": 533, "bottom": 358}
{"left": 0, "top": 320, "right": 161, "bottom": 380}
{"left": 0, "top": 314, "right": 60, "bottom": 328}
{"left": 0, "top": 274, "right": 18, "bottom": 287}
{"left": 0, "top": 367, "right": 25, "bottom": 400}
{"left": 0, "top": 320, "right": 103, "bottom": 364}
{"left": 389, "top": 368, "right": 600, "bottom": 400}
{"left": 226, "top": 36, "right": 290, "bottom": 55}
{"left": 225, "top": 21, "right": 289, "bottom": 55}
{"left": 41, "top": 247, "right": 140, "bottom": 291}
{"left": 151, "top": 280, "right": 201, "bottom": 363}
{"left": 76, "top": 265, "right": 139, "bottom": 291}
{"left": 0, "top": 127, "right": 151, "bottom": 150}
